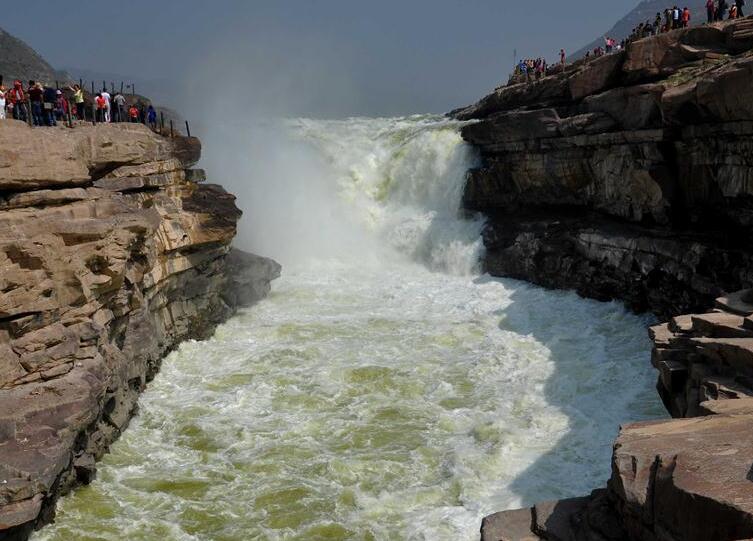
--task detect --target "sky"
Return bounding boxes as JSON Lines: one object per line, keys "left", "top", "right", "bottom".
{"left": 8, "top": 0, "right": 640, "bottom": 118}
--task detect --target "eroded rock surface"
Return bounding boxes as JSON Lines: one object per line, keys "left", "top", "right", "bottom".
{"left": 469, "top": 18, "right": 753, "bottom": 541}
{"left": 0, "top": 122, "right": 279, "bottom": 540}
{"left": 456, "top": 18, "right": 753, "bottom": 318}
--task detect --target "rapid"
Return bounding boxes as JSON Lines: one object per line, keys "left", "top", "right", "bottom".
{"left": 35, "top": 116, "right": 664, "bottom": 541}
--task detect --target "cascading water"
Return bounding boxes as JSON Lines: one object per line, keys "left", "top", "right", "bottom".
{"left": 35, "top": 116, "right": 664, "bottom": 541}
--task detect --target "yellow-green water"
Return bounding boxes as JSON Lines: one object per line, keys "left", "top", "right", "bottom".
{"left": 35, "top": 117, "right": 664, "bottom": 540}
{"left": 35, "top": 261, "right": 663, "bottom": 541}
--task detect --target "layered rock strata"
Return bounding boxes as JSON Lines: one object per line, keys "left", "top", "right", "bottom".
{"left": 481, "top": 291, "right": 753, "bottom": 541}
{"left": 0, "top": 121, "right": 280, "bottom": 540}
{"left": 461, "top": 17, "right": 753, "bottom": 541}
{"left": 455, "top": 18, "right": 753, "bottom": 319}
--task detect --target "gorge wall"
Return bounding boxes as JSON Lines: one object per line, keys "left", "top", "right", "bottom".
{"left": 455, "top": 18, "right": 753, "bottom": 320}
{"left": 0, "top": 122, "right": 279, "bottom": 540}
{"left": 453, "top": 16, "right": 753, "bottom": 541}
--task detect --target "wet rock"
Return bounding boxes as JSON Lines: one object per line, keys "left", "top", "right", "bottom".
{"left": 480, "top": 508, "right": 537, "bottom": 541}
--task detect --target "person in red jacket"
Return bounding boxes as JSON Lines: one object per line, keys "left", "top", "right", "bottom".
{"left": 95, "top": 93, "right": 107, "bottom": 123}
{"left": 682, "top": 6, "right": 691, "bottom": 27}
{"left": 8, "top": 81, "right": 27, "bottom": 122}
{"left": 128, "top": 105, "right": 140, "bottom": 123}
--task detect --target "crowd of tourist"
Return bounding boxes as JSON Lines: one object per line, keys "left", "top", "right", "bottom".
{"left": 511, "top": 2, "right": 747, "bottom": 83}
{"left": 627, "top": 2, "right": 745, "bottom": 42}
{"left": 0, "top": 79, "right": 158, "bottom": 128}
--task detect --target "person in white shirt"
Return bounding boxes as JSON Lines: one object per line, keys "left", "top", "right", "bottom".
{"left": 0, "top": 86, "right": 6, "bottom": 120}
{"left": 101, "top": 89, "right": 112, "bottom": 122}
{"left": 112, "top": 93, "right": 126, "bottom": 122}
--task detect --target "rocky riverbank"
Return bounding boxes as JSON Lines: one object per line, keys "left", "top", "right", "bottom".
{"left": 453, "top": 16, "right": 753, "bottom": 541}
{"left": 0, "top": 122, "right": 279, "bottom": 540}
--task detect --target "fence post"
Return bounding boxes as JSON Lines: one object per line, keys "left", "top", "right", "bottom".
{"left": 91, "top": 81, "right": 95, "bottom": 95}
{"left": 170, "top": 120, "right": 174, "bottom": 138}
{"left": 160, "top": 112, "right": 164, "bottom": 134}
{"left": 79, "top": 78, "right": 83, "bottom": 88}
{"left": 120, "top": 81, "right": 124, "bottom": 94}
{"left": 185, "top": 120, "right": 191, "bottom": 137}
{"left": 26, "top": 99, "right": 32, "bottom": 127}
{"left": 67, "top": 100, "right": 73, "bottom": 128}
{"left": 92, "top": 103, "right": 96, "bottom": 126}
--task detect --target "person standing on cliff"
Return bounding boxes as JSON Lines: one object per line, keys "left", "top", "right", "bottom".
{"left": 147, "top": 105, "right": 157, "bottom": 130}
{"left": 128, "top": 104, "right": 140, "bottom": 123}
{"left": 717, "top": 0, "right": 728, "bottom": 20}
{"left": 100, "top": 88, "right": 111, "bottom": 123}
{"left": 95, "top": 93, "right": 107, "bottom": 123}
{"left": 112, "top": 92, "right": 126, "bottom": 122}
{"left": 28, "top": 82, "right": 44, "bottom": 127}
{"left": 68, "top": 84, "right": 85, "bottom": 121}
{"left": 682, "top": 7, "right": 691, "bottom": 27}
{"left": 736, "top": 0, "right": 745, "bottom": 16}
{"left": 0, "top": 86, "right": 6, "bottom": 120}
{"left": 707, "top": 0, "right": 716, "bottom": 22}
{"left": 42, "top": 84, "right": 57, "bottom": 127}
{"left": 8, "top": 81, "right": 26, "bottom": 122}
{"left": 559, "top": 49, "right": 565, "bottom": 67}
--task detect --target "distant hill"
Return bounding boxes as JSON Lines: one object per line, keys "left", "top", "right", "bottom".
{"left": 0, "top": 27, "right": 68, "bottom": 86}
{"left": 571, "top": 0, "right": 709, "bottom": 60}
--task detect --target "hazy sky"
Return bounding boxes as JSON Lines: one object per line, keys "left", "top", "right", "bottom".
{"left": 9, "top": 0, "right": 638, "bottom": 116}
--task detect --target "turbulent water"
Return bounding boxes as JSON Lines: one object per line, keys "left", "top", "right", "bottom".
{"left": 35, "top": 116, "right": 664, "bottom": 541}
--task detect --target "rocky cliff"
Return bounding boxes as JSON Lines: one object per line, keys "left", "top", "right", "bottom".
{"left": 0, "top": 121, "right": 280, "bottom": 540}
{"left": 455, "top": 18, "right": 753, "bottom": 320}
{"left": 455, "top": 17, "right": 753, "bottom": 541}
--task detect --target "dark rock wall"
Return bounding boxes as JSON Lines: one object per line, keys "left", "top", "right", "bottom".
{"left": 456, "top": 18, "right": 753, "bottom": 319}
{"left": 466, "top": 18, "right": 753, "bottom": 541}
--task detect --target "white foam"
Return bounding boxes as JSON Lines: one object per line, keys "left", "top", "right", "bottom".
{"left": 34, "top": 117, "right": 664, "bottom": 541}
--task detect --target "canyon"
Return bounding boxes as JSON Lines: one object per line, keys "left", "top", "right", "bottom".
{"left": 0, "top": 122, "right": 279, "bottom": 540}
{"left": 454, "top": 17, "right": 753, "bottom": 541}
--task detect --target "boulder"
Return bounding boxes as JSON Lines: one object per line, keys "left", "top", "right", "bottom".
{"left": 611, "top": 415, "right": 753, "bottom": 541}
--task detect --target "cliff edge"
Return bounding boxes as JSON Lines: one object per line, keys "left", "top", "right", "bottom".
{"left": 455, "top": 17, "right": 753, "bottom": 319}
{"left": 0, "top": 122, "right": 280, "bottom": 540}
{"left": 454, "top": 17, "right": 753, "bottom": 541}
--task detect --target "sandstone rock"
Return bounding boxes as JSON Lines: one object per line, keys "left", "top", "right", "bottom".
{"left": 0, "top": 123, "right": 198, "bottom": 191}
{"left": 480, "top": 508, "right": 537, "bottom": 541}
{"left": 699, "top": 396, "right": 753, "bottom": 415}
{"left": 568, "top": 51, "right": 624, "bottom": 101}
{"left": 0, "top": 124, "right": 280, "bottom": 539}
{"left": 611, "top": 415, "right": 753, "bottom": 541}
{"left": 583, "top": 84, "right": 664, "bottom": 130}
{"left": 533, "top": 497, "right": 590, "bottom": 539}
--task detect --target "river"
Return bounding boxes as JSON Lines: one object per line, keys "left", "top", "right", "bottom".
{"left": 35, "top": 116, "right": 664, "bottom": 541}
